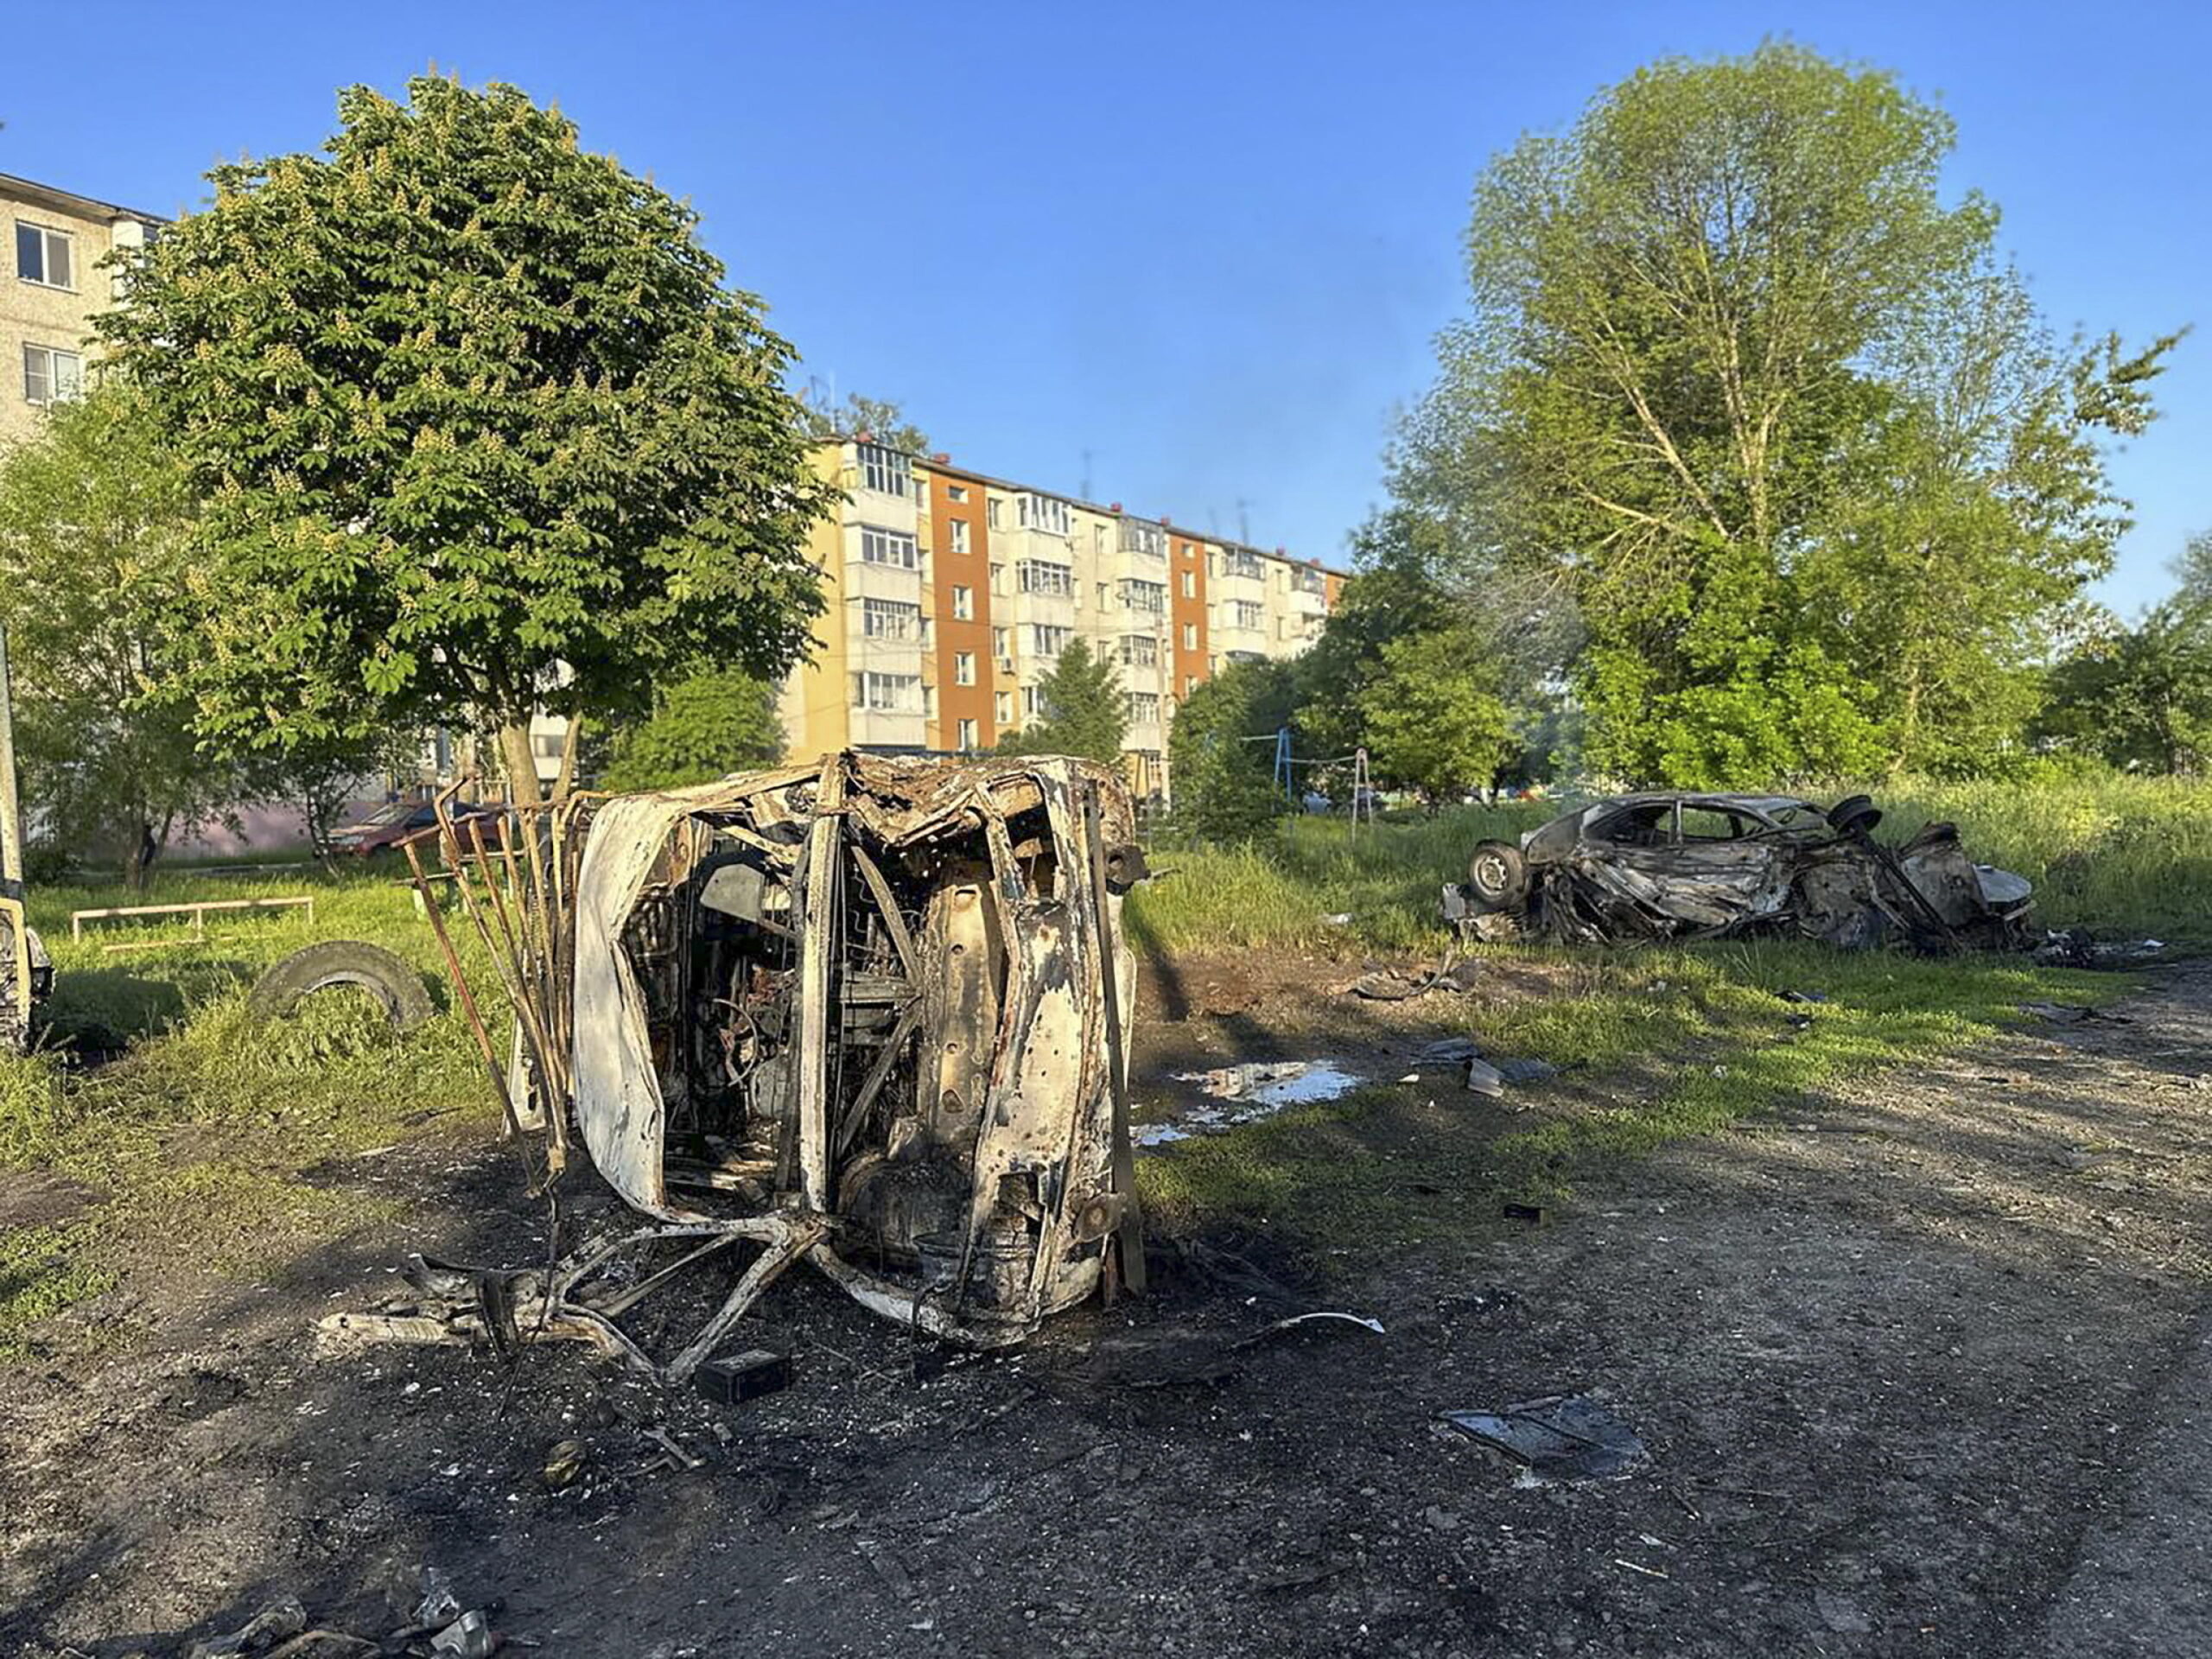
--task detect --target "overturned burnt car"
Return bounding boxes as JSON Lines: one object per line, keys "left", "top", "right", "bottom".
{"left": 392, "top": 752, "right": 1148, "bottom": 1378}
{"left": 1448, "top": 792, "right": 2033, "bottom": 950}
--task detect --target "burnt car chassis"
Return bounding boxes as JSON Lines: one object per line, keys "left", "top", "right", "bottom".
{"left": 1447, "top": 792, "right": 2034, "bottom": 951}
{"left": 370, "top": 752, "right": 1149, "bottom": 1383}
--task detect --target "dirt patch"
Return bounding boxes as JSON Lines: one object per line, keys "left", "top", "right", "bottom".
{"left": 6, "top": 961, "right": 2212, "bottom": 1656}
{"left": 0, "top": 1170, "right": 105, "bottom": 1231}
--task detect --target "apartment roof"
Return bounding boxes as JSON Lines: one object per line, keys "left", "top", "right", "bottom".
{"left": 827, "top": 433, "right": 1346, "bottom": 576}
{"left": 0, "top": 170, "right": 169, "bottom": 227}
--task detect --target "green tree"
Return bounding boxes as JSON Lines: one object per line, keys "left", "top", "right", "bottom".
{"left": 798, "top": 389, "right": 930, "bottom": 456}
{"left": 1166, "top": 658, "right": 1299, "bottom": 842}
{"left": 2038, "top": 533, "right": 2212, "bottom": 775}
{"left": 1356, "top": 627, "right": 1514, "bottom": 804}
{"left": 0, "top": 391, "right": 236, "bottom": 888}
{"left": 1401, "top": 42, "right": 2177, "bottom": 785}
{"left": 99, "top": 75, "right": 837, "bottom": 806}
{"left": 997, "top": 639, "right": 1126, "bottom": 763}
{"left": 596, "top": 669, "right": 785, "bottom": 791}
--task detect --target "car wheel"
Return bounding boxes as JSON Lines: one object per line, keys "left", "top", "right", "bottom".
{"left": 248, "top": 939, "right": 435, "bottom": 1032}
{"left": 1465, "top": 841, "right": 1529, "bottom": 911}
{"left": 1827, "top": 794, "right": 1883, "bottom": 837}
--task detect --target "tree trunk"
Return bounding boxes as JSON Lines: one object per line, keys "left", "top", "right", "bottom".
{"left": 499, "top": 721, "right": 546, "bottom": 809}
{"left": 551, "top": 714, "right": 582, "bottom": 804}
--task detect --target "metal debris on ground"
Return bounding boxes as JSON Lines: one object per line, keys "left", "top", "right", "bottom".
{"left": 693, "top": 1348, "right": 792, "bottom": 1406}
{"left": 1440, "top": 1393, "right": 1649, "bottom": 1483}
{"left": 2034, "top": 929, "right": 2167, "bottom": 968}
{"left": 2022, "top": 1001, "right": 2134, "bottom": 1027}
{"left": 331, "top": 752, "right": 1150, "bottom": 1382}
{"left": 1494, "top": 1058, "right": 1559, "bottom": 1084}
{"left": 1349, "top": 957, "right": 1480, "bottom": 1001}
{"left": 1465, "top": 1057, "right": 1505, "bottom": 1096}
{"left": 1449, "top": 791, "right": 2036, "bottom": 952}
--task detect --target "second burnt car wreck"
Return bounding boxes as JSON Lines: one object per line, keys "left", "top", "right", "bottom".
{"left": 354, "top": 751, "right": 1150, "bottom": 1382}
{"left": 1447, "top": 791, "right": 2035, "bottom": 950}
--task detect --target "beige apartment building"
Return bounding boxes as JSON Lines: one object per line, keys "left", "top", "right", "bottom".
{"left": 779, "top": 439, "right": 1342, "bottom": 799}
{"left": 1, "top": 173, "right": 162, "bottom": 450}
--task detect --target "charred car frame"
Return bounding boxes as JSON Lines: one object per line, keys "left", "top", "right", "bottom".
{"left": 1449, "top": 791, "right": 2034, "bottom": 950}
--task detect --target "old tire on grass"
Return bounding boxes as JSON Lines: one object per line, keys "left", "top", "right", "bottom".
{"left": 1465, "top": 840, "right": 1529, "bottom": 912}
{"left": 248, "top": 939, "right": 434, "bottom": 1033}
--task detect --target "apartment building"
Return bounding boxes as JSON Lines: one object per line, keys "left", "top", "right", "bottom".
{"left": 779, "top": 439, "right": 1342, "bottom": 799}
{"left": 2, "top": 173, "right": 162, "bottom": 450}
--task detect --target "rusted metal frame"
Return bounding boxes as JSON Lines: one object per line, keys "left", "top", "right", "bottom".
{"left": 442, "top": 801, "right": 567, "bottom": 1173}
{"left": 949, "top": 786, "right": 1033, "bottom": 1319}
{"left": 833, "top": 995, "right": 925, "bottom": 1159}
{"left": 1082, "top": 783, "right": 1145, "bottom": 1296}
{"left": 587, "top": 1232, "right": 747, "bottom": 1319}
{"left": 795, "top": 755, "right": 846, "bottom": 1213}
{"left": 1020, "top": 777, "right": 1106, "bottom": 1319}
{"left": 459, "top": 811, "right": 569, "bottom": 1166}
{"left": 665, "top": 1214, "right": 830, "bottom": 1382}
{"left": 847, "top": 842, "right": 919, "bottom": 978}
{"left": 401, "top": 834, "right": 543, "bottom": 1189}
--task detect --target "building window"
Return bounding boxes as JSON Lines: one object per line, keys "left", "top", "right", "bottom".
{"left": 21, "top": 344, "right": 82, "bottom": 406}
{"left": 1128, "top": 691, "right": 1160, "bottom": 724}
{"left": 995, "top": 690, "right": 1013, "bottom": 723}
{"left": 1022, "top": 685, "right": 1042, "bottom": 716}
{"left": 954, "top": 651, "right": 976, "bottom": 686}
{"left": 949, "top": 484, "right": 969, "bottom": 502}
{"left": 857, "top": 442, "right": 912, "bottom": 498}
{"left": 859, "top": 525, "right": 918, "bottom": 569}
{"left": 1093, "top": 524, "right": 1108, "bottom": 555}
{"left": 948, "top": 518, "right": 970, "bottom": 555}
{"left": 862, "top": 597, "right": 920, "bottom": 639}
{"left": 951, "top": 585, "right": 973, "bottom": 620}
{"left": 1179, "top": 569, "right": 1196, "bottom": 599}
{"left": 1017, "top": 560, "right": 1073, "bottom": 597}
{"left": 531, "top": 732, "right": 565, "bottom": 760}
{"left": 15, "top": 222, "right": 74, "bottom": 289}
{"left": 1181, "top": 622, "right": 1198, "bottom": 651}
{"left": 1030, "top": 624, "right": 1070, "bottom": 658}
{"left": 1121, "top": 520, "right": 1166, "bottom": 559}
{"left": 987, "top": 498, "right": 1004, "bottom": 530}
{"left": 1294, "top": 566, "right": 1325, "bottom": 594}
{"left": 1233, "top": 600, "right": 1264, "bottom": 630}
{"left": 1016, "top": 493, "right": 1071, "bottom": 536}
{"left": 853, "top": 671, "right": 921, "bottom": 711}
{"left": 1120, "top": 635, "right": 1159, "bottom": 667}
{"left": 1120, "top": 579, "right": 1166, "bottom": 614}
{"left": 1185, "top": 675, "right": 1199, "bottom": 696}
{"left": 992, "top": 626, "right": 1010, "bottom": 660}
{"left": 957, "top": 717, "right": 979, "bottom": 751}
{"left": 1219, "top": 549, "right": 1264, "bottom": 581}
{"left": 990, "top": 562, "right": 1007, "bottom": 595}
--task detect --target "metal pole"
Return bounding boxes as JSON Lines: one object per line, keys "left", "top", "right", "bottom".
{"left": 0, "top": 622, "right": 23, "bottom": 894}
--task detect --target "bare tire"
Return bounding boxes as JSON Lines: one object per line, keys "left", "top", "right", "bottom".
{"left": 1465, "top": 840, "right": 1529, "bottom": 911}
{"left": 248, "top": 939, "right": 434, "bottom": 1032}
{"left": 1827, "top": 794, "right": 1883, "bottom": 838}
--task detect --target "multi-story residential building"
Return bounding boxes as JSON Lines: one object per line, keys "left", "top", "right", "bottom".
{"left": 2, "top": 173, "right": 162, "bottom": 450}
{"left": 779, "top": 439, "right": 1343, "bottom": 799}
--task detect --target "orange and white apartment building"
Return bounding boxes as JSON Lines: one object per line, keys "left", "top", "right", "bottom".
{"left": 779, "top": 439, "right": 1343, "bottom": 800}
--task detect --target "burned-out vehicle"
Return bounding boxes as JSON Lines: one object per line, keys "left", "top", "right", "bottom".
{"left": 1450, "top": 792, "right": 2033, "bottom": 950}
{"left": 382, "top": 751, "right": 1147, "bottom": 1380}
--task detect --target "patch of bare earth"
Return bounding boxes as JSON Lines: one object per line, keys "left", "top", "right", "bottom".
{"left": 4, "top": 959, "right": 2212, "bottom": 1656}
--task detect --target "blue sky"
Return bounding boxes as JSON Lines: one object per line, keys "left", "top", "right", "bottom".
{"left": 3, "top": 1, "right": 2203, "bottom": 608}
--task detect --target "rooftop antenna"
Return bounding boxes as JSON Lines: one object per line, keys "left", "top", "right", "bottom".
{"left": 1236, "top": 498, "right": 1252, "bottom": 545}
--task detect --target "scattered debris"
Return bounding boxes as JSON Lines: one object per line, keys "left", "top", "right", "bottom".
{"left": 2034, "top": 929, "right": 2168, "bottom": 968}
{"left": 1319, "top": 912, "right": 1353, "bottom": 927}
{"left": 540, "top": 1438, "right": 588, "bottom": 1491}
{"left": 1440, "top": 1394, "right": 1648, "bottom": 1482}
{"left": 1095, "top": 1308, "right": 1382, "bottom": 1387}
{"left": 187, "top": 1599, "right": 307, "bottom": 1659}
{"left": 1777, "top": 989, "right": 1829, "bottom": 1005}
{"left": 1235, "top": 1310, "right": 1385, "bottom": 1345}
{"left": 1349, "top": 957, "right": 1480, "bottom": 1001}
{"left": 1414, "top": 1038, "right": 1481, "bottom": 1065}
{"left": 1501, "top": 1202, "right": 1545, "bottom": 1224}
{"left": 1465, "top": 1057, "right": 1504, "bottom": 1096}
{"left": 1450, "top": 792, "right": 2034, "bottom": 951}
{"left": 694, "top": 1348, "right": 792, "bottom": 1406}
{"left": 1495, "top": 1058, "right": 1559, "bottom": 1084}
{"left": 248, "top": 938, "right": 435, "bottom": 1031}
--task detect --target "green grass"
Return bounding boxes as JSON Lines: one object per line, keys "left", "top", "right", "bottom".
{"left": 0, "top": 862, "right": 499, "bottom": 1357}
{"left": 1137, "top": 938, "right": 2118, "bottom": 1260}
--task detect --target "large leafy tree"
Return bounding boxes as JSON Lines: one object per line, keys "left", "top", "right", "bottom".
{"left": 1166, "top": 658, "right": 1299, "bottom": 842}
{"left": 998, "top": 639, "right": 1126, "bottom": 763}
{"left": 596, "top": 669, "right": 785, "bottom": 791}
{"left": 1401, "top": 42, "right": 2177, "bottom": 785}
{"left": 1356, "top": 627, "right": 1514, "bottom": 804}
{"left": 798, "top": 390, "right": 930, "bottom": 456}
{"left": 100, "top": 75, "right": 837, "bottom": 804}
{"left": 2038, "top": 532, "right": 2212, "bottom": 775}
{"left": 0, "top": 392, "right": 236, "bottom": 888}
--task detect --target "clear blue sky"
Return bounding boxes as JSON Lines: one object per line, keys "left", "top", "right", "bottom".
{"left": 3, "top": 1, "right": 2203, "bottom": 607}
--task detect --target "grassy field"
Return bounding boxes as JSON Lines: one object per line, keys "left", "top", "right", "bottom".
{"left": 1, "top": 771, "right": 2201, "bottom": 1354}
